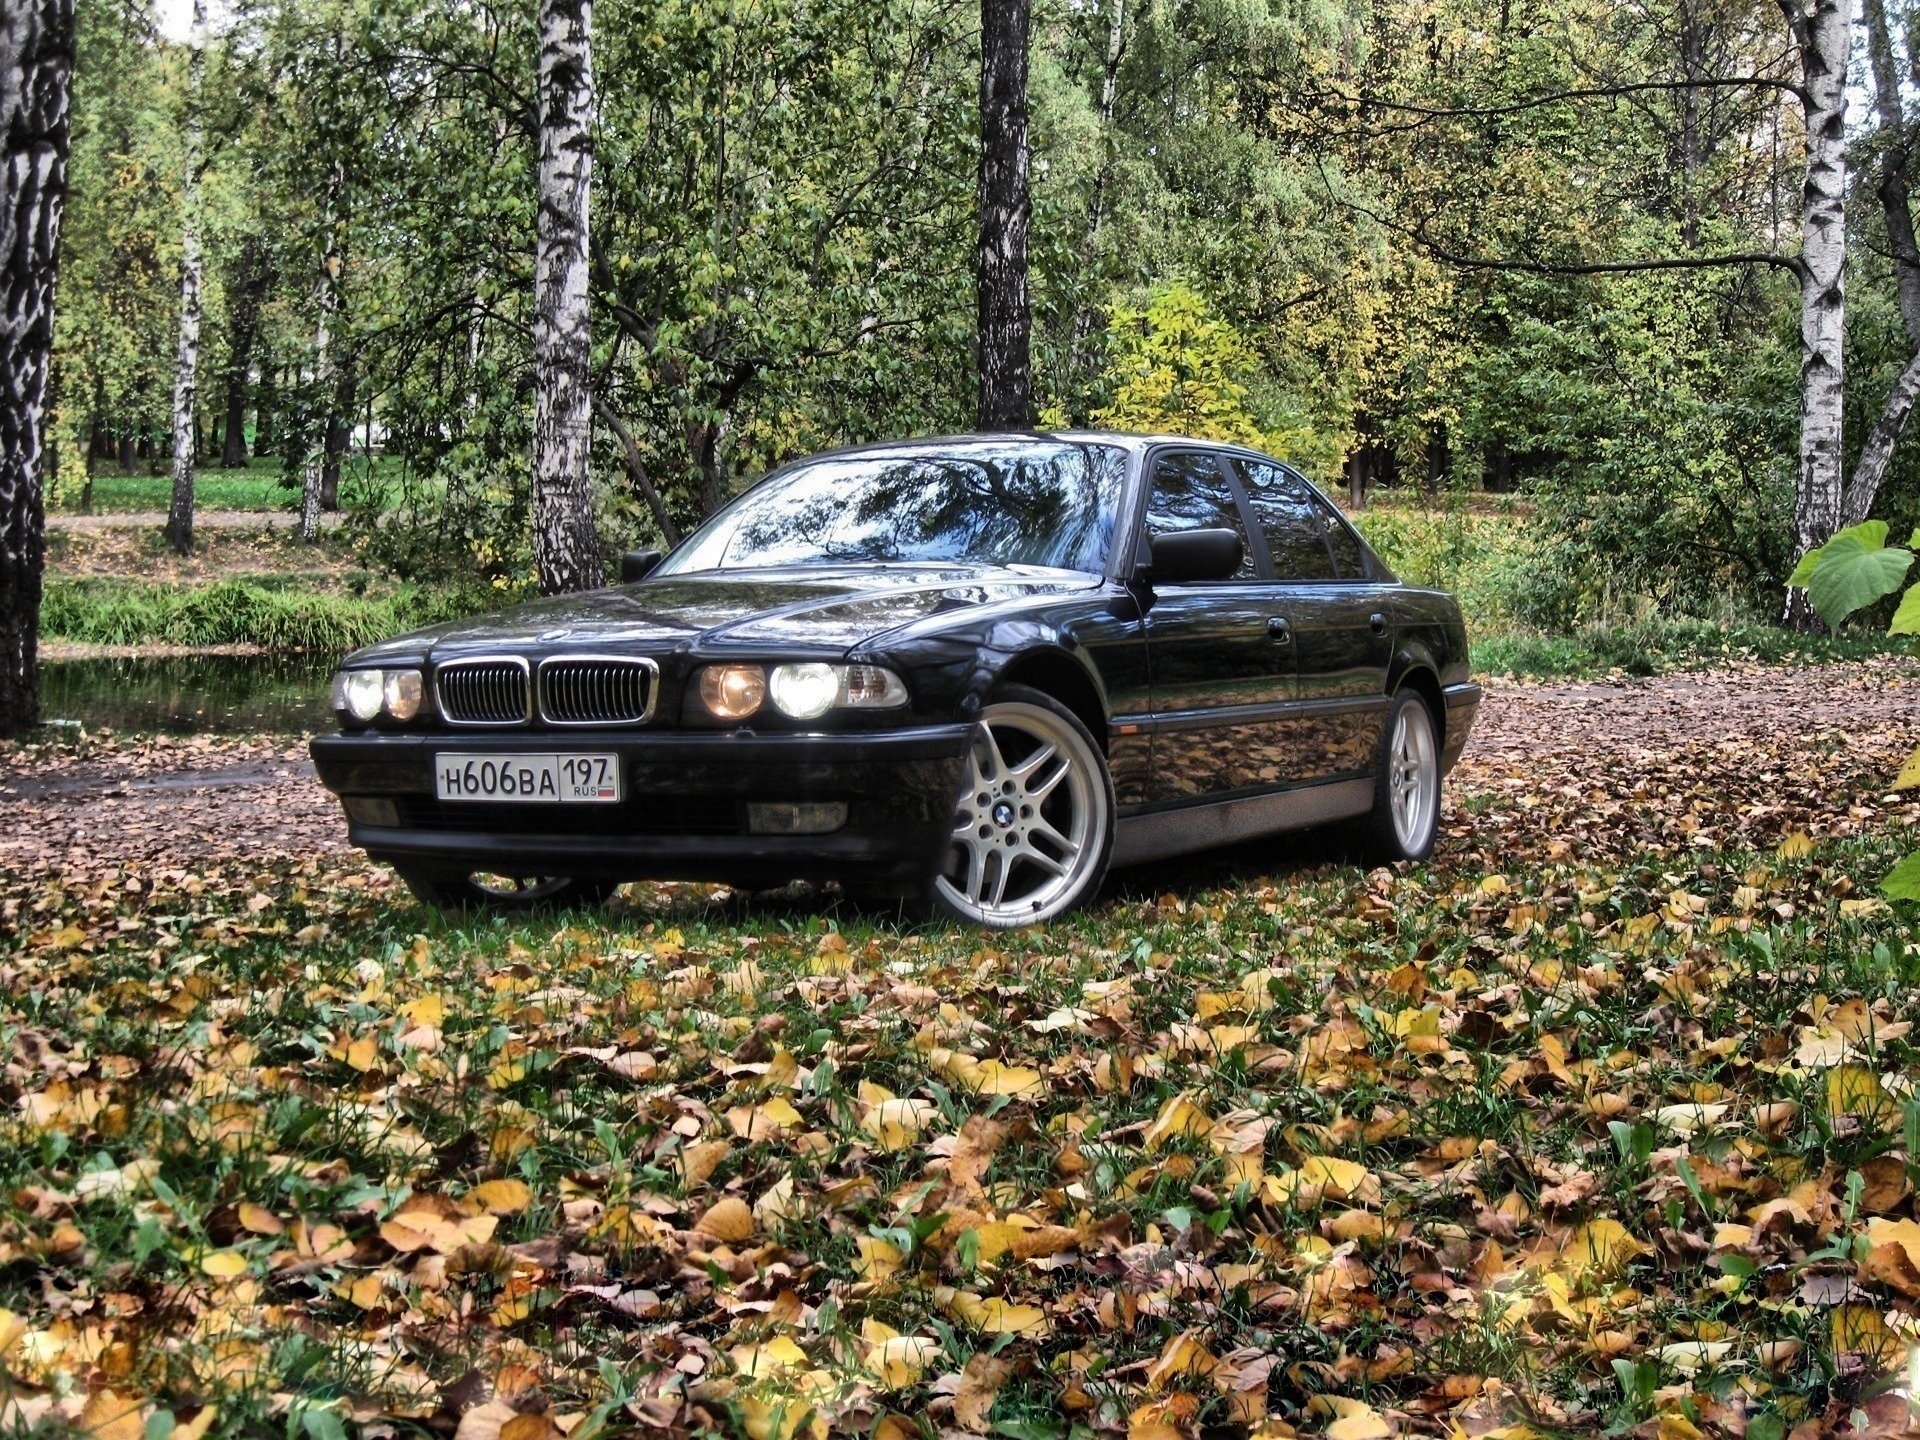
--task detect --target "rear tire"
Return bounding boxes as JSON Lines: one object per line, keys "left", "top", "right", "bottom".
{"left": 394, "top": 867, "right": 620, "bottom": 915}
{"left": 927, "top": 685, "right": 1114, "bottom": 928}
{"left": 1361, "top": 688, "right": 1442, "bottom": 864}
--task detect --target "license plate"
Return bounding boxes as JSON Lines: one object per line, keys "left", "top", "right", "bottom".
{"left": 434, "top": 752, "right": 621, "bottom": 803}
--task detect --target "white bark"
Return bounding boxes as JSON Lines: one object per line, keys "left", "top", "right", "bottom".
{"left": 163, "top": 0, "right": 206, "bottom": 555}
{"left": 299, "top": 253, "right": 338, "bottom": 542}
{"left": 532, "top": 0, "right": 604, "bottom": 592}
{"left": 1781, "top": 0, "right": 1848, "bottom": 621}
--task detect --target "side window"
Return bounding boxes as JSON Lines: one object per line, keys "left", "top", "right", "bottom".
{"left": 1237, "top": 461, "right": 1337, "bottom": 582}
{"left": 1144, "top": 452, "right": 1256, "bottom": 580}
{"left": 1311, "top": 496, "right": 1370, "bottom": 579}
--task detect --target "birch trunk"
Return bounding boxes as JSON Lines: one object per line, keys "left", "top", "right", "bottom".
{"left": 1839, "top": 0, "right": 1920, "bottom": 528}
{"left": 1781, "top": 0, "right": 1847, "bottom": 626}
{"left": 298, "top": 254, "right": 337, "bottom": 542}
{"left": 977, "top": 0, "right": 1033, "bottom": 431}
{"left": 162, "top": 0, "right": 207, "bottom": 556}
{"left": 221, "top": 239, "right": 267, "bottom": 467}
{"left": 299, "top": 163, "right": 341, "bottom": 543}
{"left": 0, "top": 0, "right": 74, "bottom": 737}
{"left": 532, "top": 0, "right": 604, "bottom": 593}
{"left": 1068, "top": 0, "right": 1125, "bottom": 364}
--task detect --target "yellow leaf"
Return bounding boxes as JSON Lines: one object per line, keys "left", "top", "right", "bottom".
{"left": 1315, "top": 1397, "right": 1393, "bottom": 1440}
{"left": 77, "top": 1388, "right": 148, "bottom": 1440}
{"left": 237, "top": 1203, "right": 284, "bottom": 1236}
{"left": 1560, "top": 1219, "right": 1646, "bottom": 1282}
{"left": 1777, "top": 831, "right": 1814, "bottom": 860}
{"left": 1144, "top": 1329, "right": 1219, "bottom": 1389}
{"left": 1831, "top": 1304, "right": 1905, "bottom": 1364}
{"left": 696, "top": 1197, "right": 756, "bottom": 1243}
{"left": 869, "top": 1334, "right": 940, "bottom": 1389}
{"left": 975, "top": 1298, "right": 1049, "bottom": 1336}
{"left": 469, "top": 1179, "right": 532, "bottom": 1214}
{"left": 1266, "top": 1156, "right": 1376, "bottom": 1208}
{"left": 864, "top": 1097, "right": 940, "bottom": 1152}
{"left": 1895, "top": 743, "right": 1920, "bottom": 790}
{"left": 733, "top": 1334, "right": 810, "bottom": 1378}
{"left": 345, "top": 1036, "right": 380, "bottom": 1072}
{"left": 200, "top": 1249, "right": 248, "bottom": 1278}
{"left": 1143, "top": 1093, "right": 1216, "bottom": 1149}
{"left": 1826, "top": 1064, "right": 1896, "bottom": 1127}
{"left": 856, "top": 1234, "right": 903, "bottom": 1282}
{"left": 335, "top": 1273, "right": 385, "bottom": 1309}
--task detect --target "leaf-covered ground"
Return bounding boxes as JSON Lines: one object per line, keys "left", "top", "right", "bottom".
{"left": 4, "top": 660, "right": 1920, "bottom": 1440}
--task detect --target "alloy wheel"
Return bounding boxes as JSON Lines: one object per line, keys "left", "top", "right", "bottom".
{"left": 1388, "top": 699, "right": 1438, "bottom": 853}
{"left": 935, "top": 700, "right": 1108, "bottom": 926}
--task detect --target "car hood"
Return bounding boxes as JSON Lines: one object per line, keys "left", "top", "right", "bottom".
{"left": 349, "top": 563, "right": 1102, "bottom": 664}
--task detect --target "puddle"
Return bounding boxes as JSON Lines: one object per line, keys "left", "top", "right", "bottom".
{"left": 39, "top": 652, "right": 337, "bottom": 734}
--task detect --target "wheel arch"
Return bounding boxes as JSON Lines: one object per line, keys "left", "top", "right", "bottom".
{"left": 991, "top": 647, "right": 1110, "bottom": 754}
{"left": 1392, "top": 661, "right": 1447, "bottom": 751}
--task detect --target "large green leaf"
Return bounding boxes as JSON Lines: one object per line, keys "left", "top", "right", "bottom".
{"left": 1802, "top": 521, "right": 1913, "bottom": 628}
{"left": 1880, "top": 850, "right": 1920, "bottom": 901}
{"left": 1890, "top": 583, "right": 1920, "bottom": 635}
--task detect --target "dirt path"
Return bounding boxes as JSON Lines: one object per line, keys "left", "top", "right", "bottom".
{"left": 46, "top": 508, "right": 341, "bottom": 533}
{"left": 1, "top": 659, "right": 1915, "bottom": 891}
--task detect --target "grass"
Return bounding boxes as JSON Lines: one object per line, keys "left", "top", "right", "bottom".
{"left": 40, "top": 576, "right": 497, "bottom": 652}
{"left": 1476, "top": 615, "right": 1919, "bottom": 678}
{"left": 58, "top": 469, "right": 297, "bottom": 513}
{"left": 4, "top": 763, "right": 1917, "bottom": 1437}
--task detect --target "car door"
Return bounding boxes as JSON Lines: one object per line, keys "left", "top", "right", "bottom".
{"left": 1232, "top": 459, "right": 1393, "bottom": 783}
{"left": 1138, "top": 449, "right": 1299, "bottom": 804}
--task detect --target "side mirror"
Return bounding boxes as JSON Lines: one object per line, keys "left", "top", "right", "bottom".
{"left": 1145, "top": 528, "right": 1243, "bottom": 584}
{"left": 619, "top": 549, "right": 663, "bottom": 584}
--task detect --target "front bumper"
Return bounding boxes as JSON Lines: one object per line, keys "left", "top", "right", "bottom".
{"left": 309, "top": 723, "right": 976, "bottom": 889}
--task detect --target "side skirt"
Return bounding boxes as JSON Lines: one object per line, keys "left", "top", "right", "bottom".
{"left": 1110, "top": 777, "right": 1375, "bottom": 868}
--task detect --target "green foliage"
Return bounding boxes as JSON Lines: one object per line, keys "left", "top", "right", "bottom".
{"left": 1088, "top": 282, "right": 1268, "bottom": 446}
{"left": 1788, "top": 522, "right": 1916, "bottom": 630}
{"left": 41, "top": 578, "right": 491, "bottom": 653}
{"left": 1788, "top": 520, "right": 1920, "bottom": 898}
{"left": 1349, "top": 505, "right": 1538, "bottom": 637}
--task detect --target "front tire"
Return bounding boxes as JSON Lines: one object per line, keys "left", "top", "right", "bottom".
{"left": 395, "top": 867, "right": 620, "bottom": 915}
{"left": 1361, "top": 688, "right": 1442, "bottom": 863}
{"left": 929, "top": 685, "right": 1114, "bottom": 928}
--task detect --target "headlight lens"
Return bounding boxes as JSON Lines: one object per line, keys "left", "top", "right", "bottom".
{"left": 339, "top": 669, "right": 386, "bottom": 722}
{"left": 331, "top": 667, "right": 426, "bottom": 725}
{"left": 383, "top": 669, "right": 423, "bottom": 722}
{"left": 769, "top": 662, "right": 840, "bottom": 720}
{"left": 837, "top": 664, "right": 909, "bottom": 709}
{"left": 700, "top": 663, "right": 766, "bottom": 720}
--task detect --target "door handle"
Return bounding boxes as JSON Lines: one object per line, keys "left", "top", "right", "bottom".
{"left": 1369, "top": 612, "right": 1387, "bottom": 635}
{"left": 1267, "top": 617, "right": 1292, "bottom": 643}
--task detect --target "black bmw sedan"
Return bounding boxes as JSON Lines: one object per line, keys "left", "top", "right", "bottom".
{"left": 312, "top": 433, "right": 1480, "bottom": 927}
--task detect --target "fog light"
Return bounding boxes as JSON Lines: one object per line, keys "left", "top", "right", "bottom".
{"left": 343, "top": 796, "right": 400, "bottom": 827}
{"left": 338, "top": 670, "right": 384, "bottom": 722}
{"left": 701, "top": 664, "right": 766, "bottom": 720}
{"left": 747, "top": 801, "right": 848, "bottom": 836}
{"left": 769, "top": 662, "right": 839, "bottom": 720}
{"left": 383, "top": 669, "right": 424, "bottom": 721}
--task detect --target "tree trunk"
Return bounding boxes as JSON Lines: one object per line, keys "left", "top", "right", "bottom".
{"left": 1780, "top": 0, "right": 1848, "bottom": 626}
{"left": 531, "top": 0, "right": 604, "bottom": 593}
{"left": 321, "top": 362, "right": 354, "bottom": 511}
{"left": 117, "top": 427, "right": 135, "bottom": 472}
{"left": 0, "top": 0, "right": 73, "bottom": 738}
{"left": 163, "top": 0, "right": 207, "bottom": 556}
{"left": 1347, "top": 449, "right": 1366, "bottom": 508}
{"left": 220, "top": 237, "right": 267, "bottom": 467}
{"left": 977, "top": 0, "right": 1033, "bottom": 431}
{"left": 1068, "top": 0, "right": 1125, "bottom": 367}
{"left": 590, "top": 393, "right": 680, "bottom": 546}
{"left": 299, "top": 164, "right": 342, "bottom": 543}
{"left": 298, "top": 253, "right": 338, "bottom": 541}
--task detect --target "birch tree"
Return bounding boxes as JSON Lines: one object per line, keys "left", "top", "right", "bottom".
{"left": 1, "top": 0, "right": 74, "bottom": 737}
{"left": 298, "top": 163, "right": 340, "bottom": 544}
{"left": 532, "top": 0, "right": 603, "bottom": 592}
{"left": 162, "top": 0, "right": 207, "bottom": 555}
{"left": 977, "top": 0, "right": 1032, "bottom": 430}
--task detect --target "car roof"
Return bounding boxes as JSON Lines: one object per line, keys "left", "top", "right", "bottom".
{"left": 791, "top": 430, "right": 1268, "bottom": 461}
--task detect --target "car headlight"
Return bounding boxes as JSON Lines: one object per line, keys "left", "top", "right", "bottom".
{"left": 768, "top": 662, "right": 908, "bottom": 719}
{"left": 700, "top": 663, "right": 766, "bottom": 720}
{"left": 331, "top": 667, "right": 426, "bottom": 724}
{"left": 768, "top": 662, "right": 839, "bottom": 720}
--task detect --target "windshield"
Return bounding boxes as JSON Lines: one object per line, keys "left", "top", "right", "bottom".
{"left": 656, "top": 440, "right": 1129, "bottom": 576}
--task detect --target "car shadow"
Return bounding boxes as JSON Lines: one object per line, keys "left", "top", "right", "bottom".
{"left": 602, "top": 824, "right": 1366, "bottom": 931}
